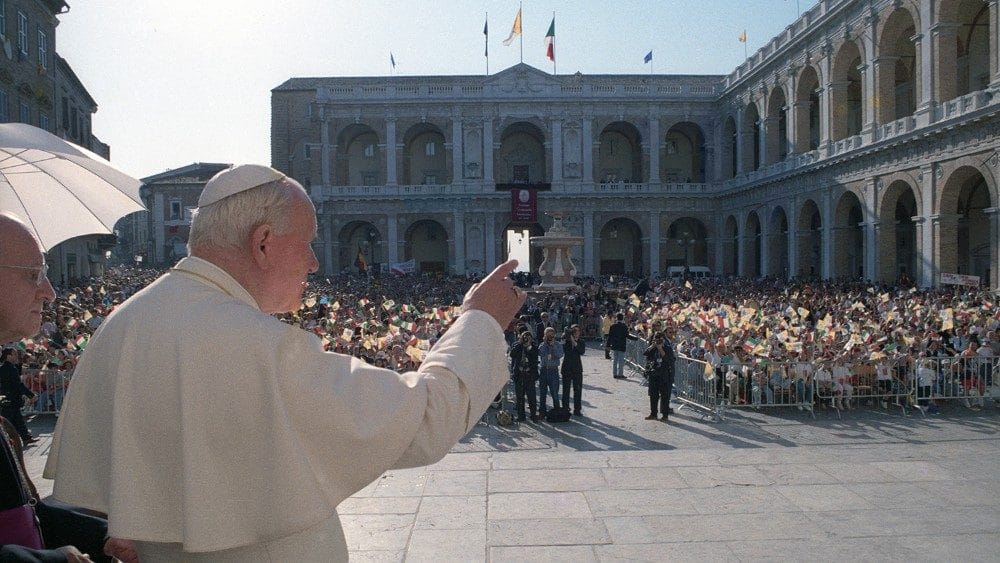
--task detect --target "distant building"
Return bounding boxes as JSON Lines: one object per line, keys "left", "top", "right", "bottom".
{"left": 272, "top": 0, "right": 999, "bottom": 288}
{"left": 118, "top": 163, "right": 230, "bottom": 267}
{"left": 0, "top": 1, "right": 121, "bottom": 285}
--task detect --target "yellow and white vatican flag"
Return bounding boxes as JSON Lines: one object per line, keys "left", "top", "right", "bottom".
{"left": 503, "top": 8, "right": 522, "bottom": 46}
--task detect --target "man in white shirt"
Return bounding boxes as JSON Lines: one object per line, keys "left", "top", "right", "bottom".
{"left": 45, "top": 165, "right": 525, "bottom": 561}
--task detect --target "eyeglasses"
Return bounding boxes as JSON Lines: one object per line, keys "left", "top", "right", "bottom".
{"left": 0, "top": 262, "right": 49, "bottom": 286}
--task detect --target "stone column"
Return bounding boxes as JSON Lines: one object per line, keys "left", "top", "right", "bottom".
{"left": 862, "top": 179, "right": 878, "bottom": 281}
{"left": 451, "top": 116, "right": 463, "bottom": 184}
{"left": 990, "top": 1, "right": 1000, "bottom": 91}
{"left": 984, "top": 207, "right": 1000, "bottom": 289}
{"left": 860, "top": 26, "right": 877, "bottom": 135}
{"left": 759, "top": 208, "right": 771, "bottom": 277}
{"left": 648, "top": 212, "right": 660, "bottom": 277}
{"left": 735, "top": 214, "right": 747, "bottom": 277}
{"left": 792, "top": 101, "right": 810, "bottom": 153}
{"left": 916, "top": 0, "right": 936, "bottom": 115}
{"left": 734, "top": 105, "right": 745, "bottom": 175}
{"left": 818, "top": 47, "right": 833, "bottom": 150}
{"left": 911, "top": 215, "right": 927, "bottom": 285}
{"left": 932, "top": 214, "right": 963, "bottom": 281}
{"left": 152, "top": 192, "right": 164, "bottom": 264}
{"left": 386, "top": 213, "right": 399, "bottom": 264}
{"left": 821, "top": 191, "right": 833, "bottom": 279}
{"left": 482, "top": 118, "right": 494, "bottom": 185}
{"left": 385, "top": 119, "right": 397, "bottom": 185}
{"left": 323, "top": 218, "right": 334, "bottom": 275}
{"left": 932, "top": 23, "right": 960, "bottom": 104}
{"left": 918, "top": 164, "right": 936, "bottom": 287}
{"left": 551, "top": 119, "right": 563, "bottom": 185}
{"left": 453, "top": 210, "right": 465, "bottom": 275}
{"left": 648, "top": 115, "right": 661, "bottom": 183}
{"left": 873, "top": 56, "right": 900, "bottom": 124}
{"left": 827, "top": 81, "right": 849, "bottom": 141}
{"left": 583, "top": 212, "right": 594, "bottom": 276}
{"left": 582, "top": 118, "right": 593, "bottom": 183}
{"left": 320, "top": 115, "right": 331, "bottom": 186}
{"left": 787, "top": 203, "right": 798, "bottom": 280}
{"left": 485, "top": 212, "right": 496, "bottom": 270}
{"left": 762, "top": 116, "right": 779, "bottom": 164}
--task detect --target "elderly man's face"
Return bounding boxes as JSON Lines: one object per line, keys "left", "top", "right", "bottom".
{"left": 259, "top": 188, "right": 319, "bottom": 314}
{"left": 0, "top": 220, "right": 56, "bottom": 344}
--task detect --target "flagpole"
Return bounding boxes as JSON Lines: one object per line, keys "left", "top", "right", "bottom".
{"left": 519, "top": 2, "right": 523, "bottom": 63}
{"left": 551, "top": 11, "right": 556, "bottom": 75}
{"left": 485, "top": 11, "right": 489, "bottom": 75}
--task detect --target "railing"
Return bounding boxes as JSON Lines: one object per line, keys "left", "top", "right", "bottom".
{"left": 315, "top": 182, "right": 712, "bottom": 200}
{"left": 19, "top": 369, "right": 72, "bottom": 415}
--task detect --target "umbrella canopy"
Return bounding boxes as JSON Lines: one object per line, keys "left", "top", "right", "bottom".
{"left": 0, "top": 123, "right": 144, "bottom": 251}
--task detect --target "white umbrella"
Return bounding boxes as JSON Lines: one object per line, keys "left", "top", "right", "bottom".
{"left": 0, "top": 123, "right": 144, "bottom": 251}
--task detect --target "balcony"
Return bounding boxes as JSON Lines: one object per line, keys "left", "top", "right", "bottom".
{"left": 314, "top": 182, "right": 710, "bottom": 202}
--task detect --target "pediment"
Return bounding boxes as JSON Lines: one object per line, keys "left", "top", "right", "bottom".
{"left": 486, "top": 63, "right": 560, "bottom": 94}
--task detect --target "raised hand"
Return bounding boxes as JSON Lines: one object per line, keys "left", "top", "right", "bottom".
{"left": 461, "top": 259, "right": 525, "bottom": 328}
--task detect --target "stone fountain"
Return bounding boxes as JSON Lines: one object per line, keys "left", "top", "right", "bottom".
{"left": 530, "top": 212, "right": 583, "bottom": 291}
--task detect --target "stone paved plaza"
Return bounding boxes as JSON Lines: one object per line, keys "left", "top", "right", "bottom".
{"left": 23, "top": 343, "right": 1000, "bottom": 562}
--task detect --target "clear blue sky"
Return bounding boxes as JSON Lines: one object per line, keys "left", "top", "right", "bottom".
{"left": 57, "top": 1, "right": 810, "bottom": 180}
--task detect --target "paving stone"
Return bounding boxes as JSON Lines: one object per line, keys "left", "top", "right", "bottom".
{"left": 488, "top": 518, "right": 611, "bottom": 546}
{"left": 489, "top": 467, "right": 607, "bottom": 492}
{"left": 413, "top": 495, "right": 486, "bottom": 530}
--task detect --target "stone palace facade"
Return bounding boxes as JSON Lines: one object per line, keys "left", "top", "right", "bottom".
{"left": 271, "top": 0, "right": 1000, "bottom": 287}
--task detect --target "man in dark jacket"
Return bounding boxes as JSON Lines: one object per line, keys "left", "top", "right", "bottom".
{"left": 643, "top": 331, "right": 676, "bottom": 421}
{"left": 509, "top": 331, "right": 540, "bottom": 422}
{"left": 561, "top": 325, "right": 586, "bottom": 416}
{"left": 0, "top": 349, "right": 34, "bottom": 444}
{"left": 605, "top": 313, "right": 637, "bottom": 379}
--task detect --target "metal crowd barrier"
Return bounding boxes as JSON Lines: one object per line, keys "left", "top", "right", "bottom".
{"left": 20, "top": 368, "right": 71, "bottom": 415}
{"left": 661, "top": 353, "right": 999, "bottom": 421}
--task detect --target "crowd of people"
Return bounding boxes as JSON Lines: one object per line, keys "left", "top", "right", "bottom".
{"left": 8, "top": 267, "right": 999, "bottom": 422}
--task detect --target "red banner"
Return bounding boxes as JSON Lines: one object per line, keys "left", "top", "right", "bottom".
{"left": 511, "top": 188, "right": 536, "bottom": 223}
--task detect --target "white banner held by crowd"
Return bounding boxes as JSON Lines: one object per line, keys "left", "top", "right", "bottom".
{"left": 939, "top": 272, "right": 980, "bottom": 287}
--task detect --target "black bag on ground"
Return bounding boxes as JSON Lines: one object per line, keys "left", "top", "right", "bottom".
{"left": 545, "top": 407, "right": 571, "bottom": 422}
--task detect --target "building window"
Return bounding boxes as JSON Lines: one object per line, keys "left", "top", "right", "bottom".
{"left": 16, "top": 11, "right": 25, "bottom": 58}
{"left": 0, "top": 90, "right": 7, "bottom": 121}
{"left": 169, "top": 200, "right": 182, "bottom": 221}
{"left": 0, "top": 0, "right": 6, "bottom": 38}
{"left": 36, "top": 28, "right": 45, "bottom": 69}
{"left": 362, "top": 174, "right": 377, "bottom": 186}
{"left": 38, "top": 112, "right": 48, "bottom": 130}
{"left": 363, "top": 143, "right": 375, "bottom": 159}
{"left": 423, "top": 175, "right": 437, "bottom": 185}
{"left": 19, "top": 101, "right": 29, "bottom": 123}
{"left": 70, "top": 106, "right": 78, "bottom": 139}
{"left": 303, "top": 144, "right": 312, "bottom": 159}
{"left": 425, "top": 141, "right": 436, "bottom": 156}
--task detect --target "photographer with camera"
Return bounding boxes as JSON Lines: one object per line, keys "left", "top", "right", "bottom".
{"left": 561, "top": 325, "right": 586, "bottom": 416}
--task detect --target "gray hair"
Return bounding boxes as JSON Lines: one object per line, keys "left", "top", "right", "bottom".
{"left": 188, "top": 179, "right": 301, "bottom": 253}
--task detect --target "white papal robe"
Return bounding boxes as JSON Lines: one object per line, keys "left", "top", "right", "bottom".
{"left": 44, "top": 257, "right": 508, "bottom": 560}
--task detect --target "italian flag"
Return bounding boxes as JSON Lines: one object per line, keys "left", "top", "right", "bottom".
{"left": 544, "top": 17, "right": 555, "bottom": 61}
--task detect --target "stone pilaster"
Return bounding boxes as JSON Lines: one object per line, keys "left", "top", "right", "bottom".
{"left": 648, "top": 115, "right": 661, "bottom": 184}
{"left": 385, "top": 119, "right": 397, "bottom": 186}
{"left": 453, "top": 210, "right": 465, "bottom": 275}
{"left": 451, "top": 116, "right": 463, "bottom": 184}
{"left": 386, "top": 213, "right": 399, "bottom": 264}
{"left": 984, "top": 207, "right": 1000, "bottom": 289}
{"left": 648, "top": 212, "right": 660, "bottom": 276}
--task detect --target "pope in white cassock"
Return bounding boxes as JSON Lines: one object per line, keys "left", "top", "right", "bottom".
{"left": 44, "top": 164, "right": 525, "bottom": 561}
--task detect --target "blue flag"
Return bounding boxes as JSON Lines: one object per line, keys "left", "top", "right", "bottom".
{"left": 644, "top": 50, "right": 653, "bottom": 64}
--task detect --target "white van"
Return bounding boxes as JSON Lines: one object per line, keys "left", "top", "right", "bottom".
{"left": 666, "top": 266, "right": 712, "bottom": 280}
